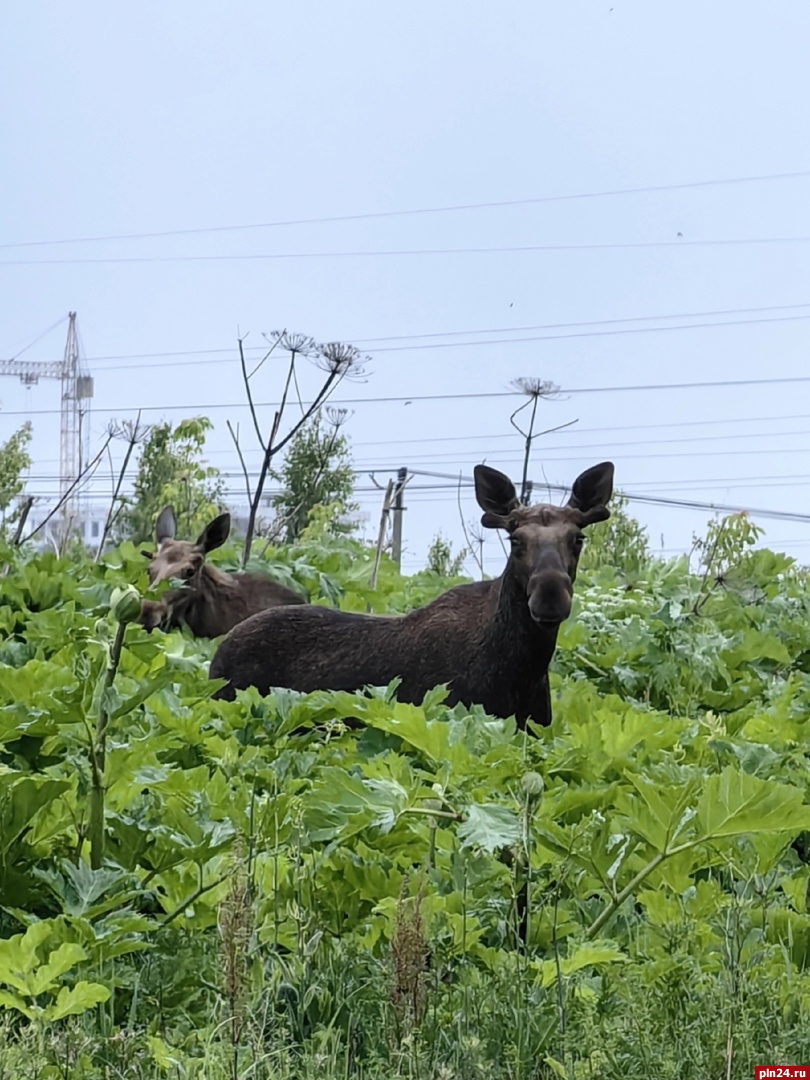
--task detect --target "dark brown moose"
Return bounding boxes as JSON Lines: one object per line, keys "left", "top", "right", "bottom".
{"left": 139, "top": 506, "right": 306, "bottom": 638}
{"left": 208, "top": 461, "right": 614, "bottom": 728}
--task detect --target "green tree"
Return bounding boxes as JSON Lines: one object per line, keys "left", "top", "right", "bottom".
{"left": 578, "top": 491, "right": 651, "bottom": 575}
{"left": 0, "top": 422, "right": 33, "bottom": 535}
{"left": 270, "top": 410, "right": 357, "bottom": 543}
{"left": 116, "top": 417, "right": 224, "bottom": 544}
{"left": 426, "top": 532, "right": 468, "bottom": 576}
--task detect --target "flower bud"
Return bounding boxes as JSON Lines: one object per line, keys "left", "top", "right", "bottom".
{"left": 521, "top": 771, "right": 545, "bottom": 800}
{"left": 109, "top": 584, "right": 142, "bottom": 625}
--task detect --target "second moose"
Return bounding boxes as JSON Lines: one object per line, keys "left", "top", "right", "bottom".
{"left": 139, "top": 507, "right": 306, "bottom": 638}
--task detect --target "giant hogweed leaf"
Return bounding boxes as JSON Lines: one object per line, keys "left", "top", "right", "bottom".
{"left": 47, "top": 981, "right": 110, "bottom": 1020}
{"left": 302, "top": 766, "right": 410, "bottom": 842}
{"left": 34, "top": 862, "right": 135, "bottom": 919}
{"left": 0, "top": 776, "right": 70, "bottom": 855}
{"left": 0, "top": 989, "right": 35, "bottom": 1018}
{"left": 535, "top": 940, "right": 627, "bottom": 989}
{"left": 28, "top": 943, "right": 88, "bottom": 996}
{"left": 304, "top": 689, "right": 472, "bottom": 769}
{"left": 0, "top": 922, "right": 53, "bottom": 992}
{"left": 457, "top": 804, "right": 521, "bottom": 853}
{"left": 0, "top": 659, "right": 79, "bottom": 707}
{"left": 722, "top": 628, "right": 792, "bottom": 670}
{"left": 696, "top": 767, "right": 810, "bottom": 840}
{"left": 614, "top": 773, "right": 700, "bottom": 853}
{"left": 110, "top": 669, "right": 177, "bottom": 720}
{"left": 565, "top": 696, "right": 682, "bottom": 779}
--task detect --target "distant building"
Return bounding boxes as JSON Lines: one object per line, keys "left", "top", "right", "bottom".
{"left": 22, "top": 502, "right": 108, "bottom": 552}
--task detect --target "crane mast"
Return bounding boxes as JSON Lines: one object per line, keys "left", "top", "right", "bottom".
{"left": 0, "top": 312, "right": 94, "bottom": 536}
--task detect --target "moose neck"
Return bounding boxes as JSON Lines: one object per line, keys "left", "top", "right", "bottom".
{"left": 166, "top": 562, "right": 234, "bottom": 611}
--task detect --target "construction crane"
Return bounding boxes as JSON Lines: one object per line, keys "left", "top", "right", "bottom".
{"left": 0, "top": 312, "right": 94, "bottom": 532}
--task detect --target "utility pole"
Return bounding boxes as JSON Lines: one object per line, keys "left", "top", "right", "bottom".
{"left": 391, "top": 467, "right": 408, "bottom": 569}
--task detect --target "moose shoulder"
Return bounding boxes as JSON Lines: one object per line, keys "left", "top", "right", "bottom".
{"left": 208, "top": 462, "right": 613, "bottom": 728}
{"left": 139, "top": 507, "right": 306, "bottom": 639}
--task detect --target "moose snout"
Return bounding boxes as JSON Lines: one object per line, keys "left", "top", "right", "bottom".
{"left": 527, "top": 570, "right": 573, "bottom": 625}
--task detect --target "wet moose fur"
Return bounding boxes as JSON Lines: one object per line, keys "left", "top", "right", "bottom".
{"left": 139, "top": 506, "right": 306, "bottom": 639}
{"left": 209, "top": 462, "right": 614, "bottom": 728}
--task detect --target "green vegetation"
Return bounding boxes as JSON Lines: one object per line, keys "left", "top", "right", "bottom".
{"left": 270, "top": 409, "right": 358, "bottom": 543}
{"left": 115, "top": 417, "right": 224, "bottom": 544}
{"left": 0, "top": 421, "right": 32, "bottom": 535}
{"left": 1, "top": 506, "right": 810, "bottom": 1079}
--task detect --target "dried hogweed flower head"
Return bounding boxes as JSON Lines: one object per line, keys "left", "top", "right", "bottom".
{"left": 315, "top": 341, "right": 368, "bottom": 380}
{"left": 274, "top": 331, "right": 318, "bottom": 357}
{"left": 325, "top": 405, "right": 351, "bottom": 428}
{"left": 511, "top": 377, "right": 560, "bottom": 400}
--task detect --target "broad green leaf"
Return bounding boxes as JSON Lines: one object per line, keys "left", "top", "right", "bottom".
{"left": 457, "top": 804, "right": 521, "bottom": 853}
{"left": 147, "top": 1033, "right": 184, "bottom": 1070}
{"left": 110, "top": 669, "right": 176, "bottom": 719}
{"left": 0, "top": 920, "right": 54, "bottom": 991}
{"left": 0, "top": 777, "right": 71, "bottom": 855}
{"left": 0, "top": 989, "right": 35, "bottom": 1018}
{"left": 696, "top": 768, "right": 810, "bottom": 840}
{"left": 46, "top": 981, "right": 110, "bottom": 1021}
{"left": 29, "top": 943, "right": 87, "bottom": 996}
{"left": 615, "top": 774, "right": 698, "bottom": 853}
{"left": 781, "top": 873, "right": 810, "bottom": 913}
{"left": 536, "top": 941, "right": 626, "bottom": 988}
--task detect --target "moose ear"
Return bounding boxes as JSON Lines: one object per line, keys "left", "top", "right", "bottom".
{"left": 155, "top": 506, "right": 177, "bottom": 545}
{"left": 195, "top": 512, "right": 231, "bottom": 553}
{"left": 474, "top": 465, "right": 520, "bottom": 518}
{"left": 567, "top": 462, "right": 614, "bottom": 513}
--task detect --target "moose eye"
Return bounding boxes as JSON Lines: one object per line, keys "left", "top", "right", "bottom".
{"left": 181, "top": 566, "right": 196, "bottom": 580}
{"left": 573, "top": 534, "right": 586, "bottom": 550}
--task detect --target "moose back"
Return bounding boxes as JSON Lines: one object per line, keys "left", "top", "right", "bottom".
{"left": 208, "top": 462, "right": 613, "bottom": 728}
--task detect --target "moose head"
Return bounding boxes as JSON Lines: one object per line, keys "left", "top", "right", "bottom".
{"left": 474, "top": 462, "right": 614, "bottom": 625}
{"left": 141, "top": 506, "right": 232, "bottom": 589}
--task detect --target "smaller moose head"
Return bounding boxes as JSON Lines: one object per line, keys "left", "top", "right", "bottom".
{"left": 142, "top": 506, "right": 231, "bottom": 589}
{"left": 474, "top": 462, "right": 614, "bottom": 626}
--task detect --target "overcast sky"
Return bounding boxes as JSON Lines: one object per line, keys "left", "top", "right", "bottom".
{"left": 2, "top": 1, "right": 810, "bottom": 575}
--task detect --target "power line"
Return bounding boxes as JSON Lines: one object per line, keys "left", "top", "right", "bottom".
{"left": 4, "top": 373, "right": 810, "bottom": 419}
{"left": 347, "top": 447, "right": 810, "bottom": 474}
{"left": 25, "top": 411, "right": 810, "bottom": 464}
{"left": 82, "top": 310, "right": 810, "bottom": 372}
{"left": 7, "top": 235, "right": 810, "bottom": 267}
{"left": 21, "top": 462, "right": 810, "bottom": 525}
{"left": 343, "top": 428, "right": 810, "bottom": 467}
{"left": 2, "top": 168, "right": 807, "bottom": 250}
{"left": 20, "top": 300, "right": 800, "bottom": 368}
{"left": 406, "top": 468, "right": 810, "bottom": 525}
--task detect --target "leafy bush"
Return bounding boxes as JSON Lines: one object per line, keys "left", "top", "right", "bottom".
{"left": 0, "top": 515, "right": 809, "bottom": 1078}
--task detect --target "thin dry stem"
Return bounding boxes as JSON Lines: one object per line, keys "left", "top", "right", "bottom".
{"left": 22, "top": 432, "right": 114, "bottom": 546}
{"left": 456, "top": 471, "right": 484, "bottom": 578}
{"left": 95, "top": 413, "right": 146, "bottom": 561}
{"left": 226, "top": 420, "right": 252, "bottom": 507}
